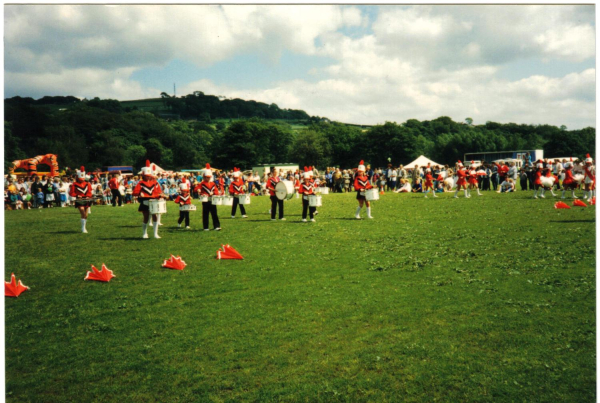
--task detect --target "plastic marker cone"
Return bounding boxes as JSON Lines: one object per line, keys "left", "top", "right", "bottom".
{"left": 5, "top": 273, "right": 29, "bottom": 297}
{"left": 573, "top": 199, "right": 588, "bottom": 207}
{"left": 380, "top": 191, "right": 385, "bottom": 195}
{"left": 217, "top": 244, "right": 244, "bottom": 260}
{"left": 554, "top": 201, "right": 571, "bottom": 209}
{"left": 85, "top": 264, "right": 115, "bottom": 282}
{"left": 589, "top": 197, "right": 596, "bottom": 205}
{"left": 162, "top": 255, "right": 186, "bottom": 270}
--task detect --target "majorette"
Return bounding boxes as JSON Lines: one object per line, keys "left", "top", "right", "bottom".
{"left": 453, "top": 160, "right": 469, "bottom": 198}
{"left": 229, "top": 167, "right": 248, "bottom": 218}
{"left": 354, "top": 160, "right": 374, "bottom": 219}
{"left": 69, "top": 166, "right": 93, "bottom": 233}
{"left": 132, "top": 160, "right": 164, "bottom": 238}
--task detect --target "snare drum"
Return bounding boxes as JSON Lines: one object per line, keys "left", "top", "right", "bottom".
{"left": 222, "top": 196, "right": 234, "bottom": 206}
{"left": 149, "top": 199, "right": 167, "bottom": 214}
{"left": 319, "top": 187, "right": 329, "bottom": 195}
{"left": 365, "top": 188, "right": 380, "bottom": 201}
{"left": 211, "top": 196, "right": 223, "bottom": 205}
{"left": 179, "top": 204, "right": 197, "bottom": 212}
{"left": 199, "top": 195, "right": 209, "bottom": 203}
{"left": 308, "top": 195, "right": 322, "bottom": 207}
{"left": 238, "top": 194, "right": 251, "bottom": 205}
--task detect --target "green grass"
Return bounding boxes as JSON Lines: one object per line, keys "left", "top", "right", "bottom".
{"left": 5, "top": 191, "right": 595, "bottom": 402}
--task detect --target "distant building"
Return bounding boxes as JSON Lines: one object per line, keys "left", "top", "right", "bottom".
{"left": 251, "top": 163, "right": 299, "bottom": 176}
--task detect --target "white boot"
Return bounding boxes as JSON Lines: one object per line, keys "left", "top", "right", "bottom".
{"left": 464, "top": 189, "right": 469, "bottom": 198}
{"left": 81, "top": 219, "right": 87, "bottom": 233}
{"left": 87, "top": 207, "right": 91, "bottom": 214}
{"left": 355, "top": 206, "right": 361, "bottom": 219}
{"left": 540, "top": 189, "right": 545, "bottom": 198}
{"left": 367, "top": 207, "right": 373, "bottom": 219}
{"left": 477, "top": 188, "right": 482, "bottom": 196}
{"left": 153, "top": 221, "right": 161, "bottom": 239}
{"left": 142, "top": 223, "right": 149, "bottom": 239}
{"left": 533, "top": 189, "right": 538, "bottom": 199}
{"left": 424, "top": 190, "right": 429, "bottom": 198}
{"left": 157, "top": 214, "right": 163, "bottom": 226}
{"left": 550, "top": 189, "right": 557, "bottom": 197}
{"left": 433, "top": 191, "right": 438, "bottom": 198}
{"left": 453, "top": 190, "right": 459, "bottom": 198}
{"left": 572, "top": 191, "right": 578, "bottom": 199}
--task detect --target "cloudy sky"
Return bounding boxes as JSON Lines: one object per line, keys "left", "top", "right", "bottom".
{"left": 4, "top": 4, "right": 596, "bottom": 129}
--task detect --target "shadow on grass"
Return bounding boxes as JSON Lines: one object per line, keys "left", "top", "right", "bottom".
{"left": 549, "top": 219, "right": 595, "bottom": 223}
{"left": 97, "top": 237, "right": 148, "bottom": 241}
{"left": 48, "top": 231, "right": 79, "bottom": 234}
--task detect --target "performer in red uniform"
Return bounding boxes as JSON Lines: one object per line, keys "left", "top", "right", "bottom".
{"left": 423, "top": 168, "right": 437, "bottom": 198}
{"left": 561, "top": 159, "right": 579, "bottom": 199}
{"left": 266, "top": 168, "right": 285, "bottom": 221}
{"left": 583, "top": 153, "right": 595, "bottom": 200}
{"left": 533, "top": 160, "right": 544, "bottom": 198}
{"left": 229, "top": 167, "right": 248, "bottom": 218}
{"left": 108, "top": 173, "right": 123, "bottom": 207}
{"left": 69, "top": 166, "right": 93, "bottom": 233}
{"left": 194, "top": 163, "right": 221, "bottom": 231}
{"left": 174, "top": 182, "right": 192, "bottom": 228}
{"left": 468, "top": 161, "right": 482, "bottom": 196}
{"left": 299, "top": 170, "right": 317, "bottom": 222}
{"left": 542, "top": 162, "right": 558, "bottom": 197}
{"left": 453, "top": 161, "right": 469, "bottom": 198}
{"left": 354, "top": 160, "right": 373, "bottom": 219}
{"left": 132, "top": 160, "right": 164, "bottom": 238}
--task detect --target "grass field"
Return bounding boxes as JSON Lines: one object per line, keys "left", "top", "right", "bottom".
{"left": 5, "top": 191, "right": 595, "bottom": 402}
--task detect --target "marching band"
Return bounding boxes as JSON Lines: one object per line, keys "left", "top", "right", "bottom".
{"left": 51, "top": 156, "right": 594, "bottom": 236}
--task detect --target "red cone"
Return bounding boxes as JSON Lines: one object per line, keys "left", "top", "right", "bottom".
{"left": 5, "top": 273, "right": 29, "bottom": 297}
{"left": 162, "top": 255, "right": 186, "bottom": 270}
{"left": 573, "top": 199, "right": 588, "bottom": 207}
{"left": 85, "top": 264, "right": 115, "bottom": 282}
{"left": 589, "top": 197, "right": 596, "bottom": 205}
{"left": 554, "top": 201, "right": 571, "bottom": 209}
{"left": 217, "top": 244, "right": 244, "bottom": 260}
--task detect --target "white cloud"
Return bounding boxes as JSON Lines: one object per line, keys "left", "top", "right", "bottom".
{"left": 4, "top": 5, "right": 596, "bottom": 129}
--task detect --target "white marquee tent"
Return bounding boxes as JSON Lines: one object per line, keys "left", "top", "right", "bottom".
{"left": 403, "top": 155, "right": 443, "bottom": 169}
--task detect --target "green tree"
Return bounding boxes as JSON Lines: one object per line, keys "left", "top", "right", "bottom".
{"left": 290, "top": 130, "right": 331, "bottom": 168}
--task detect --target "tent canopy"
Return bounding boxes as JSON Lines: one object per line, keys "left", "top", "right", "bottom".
{"left": 403, "top": 155, "right": 443, "bottom": 169}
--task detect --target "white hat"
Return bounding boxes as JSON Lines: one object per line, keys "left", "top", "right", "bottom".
{"left": 76, "top": 166, "right": 86, "bottom": 179}
{"left": 536, "top": 160, "right": 543, "bottom": 169}
{"left": 303, "top": 171, "right": 311, "bottom": 179}
{"left": 426, "top": 168, "right": 431, "bottom": 173}
{"left": 586, "top": 153, "right": 593, "bottom": 163}
{"left": 457, "top": 160, "right": 464, "bottom": 167}
{"left": 179, "top": 182, "right": 189, "bottom": 191}
{"left": 203, "top": 163, "right": 213, "bottom": 177}
{"left": 232, "top": 167, "right": 240, "bottom": 178}
{"left": 357, "top": 160, "right": 366, "bottom": 172}
{"left": 141, "top": 160, "right": 153, "bottom": 176}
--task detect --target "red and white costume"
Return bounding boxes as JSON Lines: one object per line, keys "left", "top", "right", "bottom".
{"left": 229, "top": 167, "right": 247, "bottom": 218}
{"left": 133, "top": 160, "right": 163, "bottom": 238}
{"left": 354, "top": 160, "right": 373, "bottom": 219}
{"left": 70, "top": 166, "right": 92, "bottom": 233}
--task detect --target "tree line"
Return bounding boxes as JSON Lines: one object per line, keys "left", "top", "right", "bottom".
{"left": 4, "top": 96, "right": 595, "bottom": 174}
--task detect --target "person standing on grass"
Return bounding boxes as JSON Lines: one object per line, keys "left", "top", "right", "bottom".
{"left": 468, "top": 162, "right": 482, "bottom": 196}
{"left": 229, "top": 167, "right": 248, "bottom": 218}
{"left": 195, "top": 163, "right": 222, "bottom": 231}
{"left": 109, "top": 173, "right": 123, "bottom": 207}
{"left": 533, "top": 160, "right": 545, "bottom": 199}
{"left": 453, "top": 161, "right": 469, "bottom": 198}
{"left": 423, "top": 168, "right": 437, "bottom": 198}
{"left": 69, "top": 166, "right": 93, "bottom": 233}
{"left": 354, "top": 160, "right": 374, "bottom": 219}
{"left": 174, "top": 182, "right": 192, "bottom": 229}
{"left": 132, "top": 160, "right": 165, "bottom": 239}
{"left": 519, "top": 169, "right": 529, "bottom": 191}
{"left": 583, "top": 154, "right": 595, "bottom": 200}
{"left": 266, "top": 168, "right": 285, "bottom": 221}
{"left": 299, "top": 169, "right": 317, "bottom": 222}
{"left": 561, "top": 159, "right": 579, "bottom": 199}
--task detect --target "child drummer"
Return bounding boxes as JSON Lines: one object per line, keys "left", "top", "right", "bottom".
{"left": 354, "top": 160, "right": 374, "bottom": 219}
{"left": 132, "top": 160, "right": 165, "bottom": 239}
{"left": 299, "top": 169, "right": 317, "bottom": 222}
{"left": 174, "top": 182, "right": 192, "bottom": 228}
{"left": 69, "top": 166, "right": 93, "bottom": 233}
{"left": 194, "top": 163, "right": 222, "bottom": 231}
{"left": 229, "top": 167, "right": 248, "bottom": 218}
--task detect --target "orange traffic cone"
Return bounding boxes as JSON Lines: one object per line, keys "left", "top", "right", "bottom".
{"left": 573, "top": 199, "right": 588, "bottom": 207}
{"left": 162, "top": 255, "right": 186, "bottom": 270}
{"left": 5, "top": 273, "right": 29, "bottom": 297}
{"left": 85, "top": 264, "right": 115, "bottom": 282}
{"left": 554, "top": 201, "right": 571, "bottom": 209}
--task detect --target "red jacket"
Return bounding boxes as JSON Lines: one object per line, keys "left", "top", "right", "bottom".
{"left": 195, "top": 181, "right": 220, "bottom": 197}
{"left": 534, "top": 170, "right": 542, "bottom": 185}
{"left": 133, "top": 180, "right": 162, "bottom": 199}
{"left": 174, "top": 193, "right": 192, "bottom": 205}
{"left": 299, "top": 181, "right": 315, "bottom": 195}
{"left": 563, "top": 169, "right": 575, "bottom": 185}
{"left": 69, "top": 180, "right": 92, "bottom": 198}
{"left": 266, "top": 177, "right": 280, "bottom": 196}
{"left": 108, "top": 177, "right": 119, "bottom": 190}
{"left": 354, "top": 175, "right": 373, "bottom": 191}
{"left": 585, "top": 166, "right": 595, "bottom": 181}
{"left": 229, "top": 180, "right": 245, "bottom": 195}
